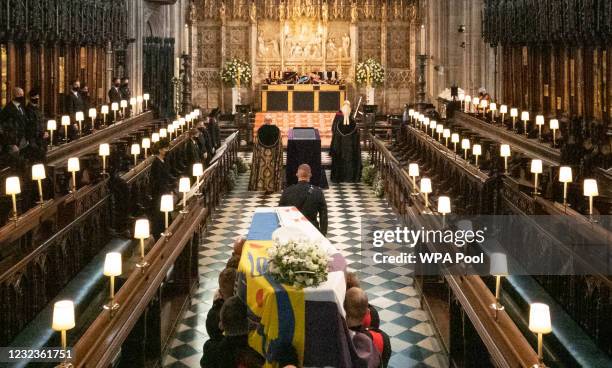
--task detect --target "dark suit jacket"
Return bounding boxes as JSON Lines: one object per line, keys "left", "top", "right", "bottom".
{"left": 65, "top": 91, "right": 84, "bottom": 115}
{"left": 0, "top": 102, "right": 27, "bottom": 150}
{"left": 279, "top": 180, "right": 328, "bottom": 235}
{"left": 108, "top": 87, "right": 122, "bottom": 104}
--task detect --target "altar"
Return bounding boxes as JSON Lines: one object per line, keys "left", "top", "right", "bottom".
{"left": 261, "top": 84, "right": 346, "bottom": 112}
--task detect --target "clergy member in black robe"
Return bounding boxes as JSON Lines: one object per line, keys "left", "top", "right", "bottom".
{"left": 330, "top": 101, "right": 362, "bottom": 183}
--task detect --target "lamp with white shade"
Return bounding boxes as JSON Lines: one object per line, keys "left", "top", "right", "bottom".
{"left": 103, "top": 252, "right": 121, "bottom": 312}
{"left": 131, "top": 143, "right": 140, "bottom": 166}
{"left": 479, "top": 99, "right": 488, "bottom": 117}
{"left": 143, "top": 93, "right": 150, "bottom": 110}
{"left": 61, "top": 115, "right": 71, "bottom": 143}
{"left": 499, "top": 104, "right": 507, "bottom": 125}
{"left": 521, "top": 111, "right": 530, "bottom": 136}
{"left": 424, "top": 117, "right": 430, "bottom": 134}
{"left": 429, "top": 120, "right": 437, "bottom": 138}
{"left": 458, "top": 92, "right": 465, "bottom": 109}
{"left": 500, "top": 144, "right": 511, "bottom": 174}
{"left": 142, "top": 138, "right": 151, "bottom": 158}
{"left": 159, "top": 128, "right": 168, "bottom": 139}
{"left": 510, "top": 108, "right": 518, "bottom": 130}
{"left": 134, "top": 218, "right": 150, "bottom": 269}
{"left": 52, "top": 300, "right": 75, "bottom": 366}
{"left": 451, "top": 133, "right": 460, "bottom": 153}
{"left": 583, "top": 179, "right": 598, "bottom": 222}
{"left": 461, "top": 138, "right": 471, "bottom": 161}
{"left": 31, "top": 164, "right": 46, "bottom": 204}
{"left": 437, "top": 196, "right": 451, "bottom": 227}
{"left": 530, "top": 159, "right": 542, "bottom": 196}
{"left": 472, "top": 144, "right": 482, "bottom": 166}
{"left": 549, "top": 119, "right": 559, "bottom": 146}
{"left": 186, "top": 114, "right": 193, "bottom": 129}
{"left": 120, "top": 99, "right": 128, "bottom": 117}
{"left": 443, "top": 129, "right": 451, "bottom": 146}
{"left": 408, "top": 108, "right": 415, "bottom": 124}
{"left": 88, "top": 108, "right": 97, "bottom": 130}
{"left": 130, "top": 97, "right": 137, "bottom": 115}
{"left": 420, "top": 178, "right": 433, "bottom": 214}
{"left": 160, "top": 194, "right": 174, "bottom": 237}
{"left": 489, "top": 102, "right": 497, "bottom": 123}
{"left": 111, "top": 102, "right": 119, "bottom": 121}
{"left": 47, "top": 120, "right": 57, "bottom": 147}
{"left": 489, "top": 252, "right": 508, "bottom": 320}
{"left": 179, "top": 177, "right": 191, "bottom": 213}
{"left": 151, "top": 133, "right": 160, "bottom": 143}
{"left": 168, "top": 124, "right": 175, "bottom": 140}
{"left": 529, "top": 303, "right": 552, "bottom": 367}
{"left": 99, "top": 144, "right": 110, "bottom": 175}
{"left": 436, "top": 124, "right": 444, "bottom": 141}
{"left": 472, "top": 97, "right": 480, "bottom": 113}
{"left": 67, "top": 157, "right": 80, "bottom": 193}
{"left": 75, "top": 111, "right": 84, "bottom": 136}
{"left": 535, "top": 115, "right": 545, "bottom": 140}
{"left": 179, "top": 117, "right": 186, "bottom": 132}
{"left": 137, "top": 95, "right": 143, "bottom": 113}
{"left": 193, "top": 163, "right": 204, "bottom": 194}
{"left": 5, "top": 176, "right": 21, "bottom": 221}
{"left": 558, "top": 166, "right": 572, "bottom": 209}
{"left": 464, "top": 95, "right": 471, "bottom": 112}
{"left": 101, "top": 105, "right": 109, "bottom": 126}
{"left": 408, "top": 163, "right": 420, "bottom": 196}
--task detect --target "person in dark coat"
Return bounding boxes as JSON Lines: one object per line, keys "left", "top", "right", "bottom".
{"left": 200, "top": 296, "right": 264, "bottom": 368}
{"left": 149, "top": 139, "right": 176, "bottom": 238}
{"left": 0, "top": 87, "right": 28, "bottom": 158}
{"left": 279, "top": 164, "right": 328, "bottom": 235}
{"left": 66, "top": 79, "right": 85, "bottom": 116}
{"left": 23, "top": 89, "right": 48, "bottom": 162}
{"left": 108, "top": 77, "right": 122, "bottom": 104}
{"left": 185, "top": 128, "right": 203, "bottom": 170}
{"left": 120, "top": 77, "right": 131, "bottom": 118}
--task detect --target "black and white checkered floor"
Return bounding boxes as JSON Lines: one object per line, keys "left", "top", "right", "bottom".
{"left": 162, "top": 153, "right": 448, "bottom": 368}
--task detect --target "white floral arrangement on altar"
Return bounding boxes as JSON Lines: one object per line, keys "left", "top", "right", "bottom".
{"left": 221, "top": 58, "right": 252, "bottom": 87}
{"left": 355, "top": 58, "right": 385, "bottom": 87}
{"left": 267, "top": 239, "right": 329, "bottom": 289}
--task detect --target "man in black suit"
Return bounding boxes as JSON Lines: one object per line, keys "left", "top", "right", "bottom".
{"left": 120, "top": 77, "right": 131, "bottom": 118}
{"left": 24, "top": 89, "right": 48, "bottom": 161}
{"left": 108, "top": 77, "right": 121, "bottom": 103}
{"left": 0, "top": 87, "right": 28, "bottom": 157}
{"left": 66, "top": 79, "right": 84, "bottom": 116}
{"left": 279, "top": 164, "right": 328, "bottom": 235}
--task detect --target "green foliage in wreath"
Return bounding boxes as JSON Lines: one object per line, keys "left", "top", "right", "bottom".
{"left": 235, "top": 156, "right": 249, "bottom": 174}
{"left": 373, "top": 172, "right": 385, "bottom": 198}
{"left": 361, "top": 161, "right": 377, "bottom": 186}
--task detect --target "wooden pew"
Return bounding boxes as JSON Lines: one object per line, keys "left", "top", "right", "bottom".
{"left": 384, "top": 125, "right": 612, "bottom": 364}
{"left": 0, "top": 125, "right": 208, "bottom": 347}
{"left": 71, "top": 132, "right": 239, "bottom": 368}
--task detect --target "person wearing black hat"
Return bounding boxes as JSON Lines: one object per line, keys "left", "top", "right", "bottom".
{"left": 24, "top": 89, "right": 49, "bottom": 161}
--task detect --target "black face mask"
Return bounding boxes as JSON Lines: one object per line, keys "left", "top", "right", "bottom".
{"left": 31, "top": 98, "right": 39, "bottom": 105}
{"left": 73, "top": 86, "right": 80, "bottom": 92}
{"left": 114, "top": 83, "right": 121, "bottom": 88}
{"left": 15, "top": 96, "right": 25, "bottom": 104}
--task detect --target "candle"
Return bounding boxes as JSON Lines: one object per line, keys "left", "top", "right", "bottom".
{"left": 420, "top": 25, "right": 426, "bottom": 55}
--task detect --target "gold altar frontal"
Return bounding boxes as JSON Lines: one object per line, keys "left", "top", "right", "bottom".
{"left": 261, "top": 84, "right": 346, "bottom": 112}
{"left": 254, "top": 112, "right": 336, "bottom": 147}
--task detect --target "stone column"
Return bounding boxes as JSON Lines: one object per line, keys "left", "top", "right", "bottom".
{"left": 416, "top": 54, "right": 427, "bottom": 106}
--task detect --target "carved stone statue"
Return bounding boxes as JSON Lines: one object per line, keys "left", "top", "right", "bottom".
{"left": 327, "top": 38, "right": 337, "bottom": 59}
{"left": 342, "top": 33, "right": 350, "bottom": 58}
{"left": 258, "top": 32, "right": 267, "bottom": 57}
{"left": 322, "top": 1, "right": 329, "bottom": 22}
{"left": 351, "top": 1, "right": 358, "bottom": 23}
{"left": 279, "top": 1, "right": 285, "bottom": 20}
{"left": 219, "top": 1, "right": 226, "bottom": 23}
{"left": 249, "top": 0, "right": 257, "bottom": 23}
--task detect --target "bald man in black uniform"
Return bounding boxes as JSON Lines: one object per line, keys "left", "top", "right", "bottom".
{"left": 279, "top": 164, "right": 328, "bottom": 235}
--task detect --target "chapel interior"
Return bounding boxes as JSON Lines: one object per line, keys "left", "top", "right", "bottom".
{"left": 0, "top": 0, "right": 611, "bottom": 367}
